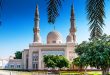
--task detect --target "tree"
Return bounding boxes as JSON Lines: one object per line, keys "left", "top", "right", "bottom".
{"left": 73, "top": 57, "right": 89, "bottom": 74}
{"left": 75, "top": 34, "right": 110, "bottom": 75}
{"left": 56, "top": 55, "right": 69, "bottom": 69}
{"left": 14, "top": 51, "right": 22, "bottom": 59}
{"left": 73, "top": 57, "right": 87, "bottom": 70}
{"left": 43, "top": 55, "right": 69, "bottom": 69}
{"left": 43, "top": 55, "right": 56, "bottom": 68}
{"left": 75, "top": 41, "right": 89, "bottom": 55}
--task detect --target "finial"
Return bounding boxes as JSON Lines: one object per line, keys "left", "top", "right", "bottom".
{"left": 35, "top": 4, "right": 39, "bottom": 16}
{"left": 71, "top": 3, "right": 73, "bottom": 9}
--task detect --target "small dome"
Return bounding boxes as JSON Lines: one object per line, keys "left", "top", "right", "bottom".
{"left": 66, "top": 34, "right": 73, "bottom": 43}
{"left": 47, "top": 31, "right": 62, "bottom": 44}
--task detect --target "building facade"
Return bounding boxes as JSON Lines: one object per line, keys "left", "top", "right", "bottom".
{"left": 0, "top": 4, "right": 77, "bottom": 70}
{"left": 0, "top": 57, "right": 23, "bottom": 69}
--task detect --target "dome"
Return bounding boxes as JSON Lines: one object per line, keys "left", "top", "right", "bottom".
{"left": 66, "top": 34, "right": 73, "bottom": 43}
{"left": 47, "top": 31, "right": 62, "bottom": 44}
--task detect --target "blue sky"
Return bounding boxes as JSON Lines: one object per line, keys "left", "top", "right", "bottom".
{"left": 0, "top": 0, "right": 110, "bottom": 57}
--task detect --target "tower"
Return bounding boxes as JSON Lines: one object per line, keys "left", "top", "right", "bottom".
{"left": 33, "top": 5, "right": 41, "bottom": 43}
{"left": 70, "top": 4, "right": 76, "bottom": 42}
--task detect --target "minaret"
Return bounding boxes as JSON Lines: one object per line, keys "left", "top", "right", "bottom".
{"left": 70, "top": 4, "right": 76, "bottom": 42}
{"left": 33, "top": 5, "right": 41, "bottom": 43}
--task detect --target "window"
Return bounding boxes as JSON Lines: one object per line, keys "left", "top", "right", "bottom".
{"left": 33, "top": 63, "right": 38, "bottom": 69}
{"left": 35, "top": 57, "right": 38, "bottom": 61}
{"left": 53, "top": 41, "right": 56, "bottom": 43}
{"left": 33, "top": 64, "right": 35, "bottom": 69}
{"left": 42, "top": 50, "right": 65, "bottom": 55}
{"left": 32, "top": 52, "right": 39, "bottom": 62}
{"left": 36, "top": 64, "right": 38, "bottom": 69}
{"left": 26, "top": 58, "right": 28, "bottom": 69}
{"left": 10, "top": 65, "right": 14, "bottom": 68}
{"left": 32, "top": 56, "right": 38, "bottom": 61}
{"left": 17, "top": 65, "right": 20, "bottom": 68}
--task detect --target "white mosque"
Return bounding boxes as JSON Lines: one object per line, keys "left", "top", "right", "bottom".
{"left": 0, "top": 4, "right": 77, "bottom": 70}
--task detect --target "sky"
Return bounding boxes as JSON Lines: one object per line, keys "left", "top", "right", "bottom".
{"left": 0, "top": 0, "right": 110, "bottom": 57}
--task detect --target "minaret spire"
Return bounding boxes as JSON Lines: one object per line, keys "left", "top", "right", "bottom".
{"left": 71, "top": 4, "right": 74, "bottom": 17}
{"left": 33, "top": 4, "right": 41, "bottom": 43}
{"left": 70, "top": 4, "right": 76, "bottom": 42}
{"left": 35, "top": 4, "right": 39, "bottom": 28}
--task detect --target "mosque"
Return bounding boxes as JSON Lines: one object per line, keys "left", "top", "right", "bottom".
{"left": 0, "top": 4, "right": 77, "bottom": 70}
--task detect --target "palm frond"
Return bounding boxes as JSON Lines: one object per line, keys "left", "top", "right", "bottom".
{"left": 86, "top": 0, "right": 105, "bottom": 39}
{"left": 46, "top": 0, "right": 64, "bottom": 24}
{"left": 0, "top": 0, "right": 2, "bottom": 25}
{"left": 0, "top": 0, "right": 2, "bottom": 9}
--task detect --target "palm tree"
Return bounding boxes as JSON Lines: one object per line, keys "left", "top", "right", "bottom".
{"left": 0, "top": 0, "right": 105, "bottom": 39}
{"left": 46, "top": 0, "right": 105, "bottom": 40}
{"left": 46, "top": 0, "right": 64, "bottom": 24}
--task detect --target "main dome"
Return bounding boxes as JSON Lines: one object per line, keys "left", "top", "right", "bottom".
{"left": 47, "top": 31, "right": 62, "bottom": 44}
